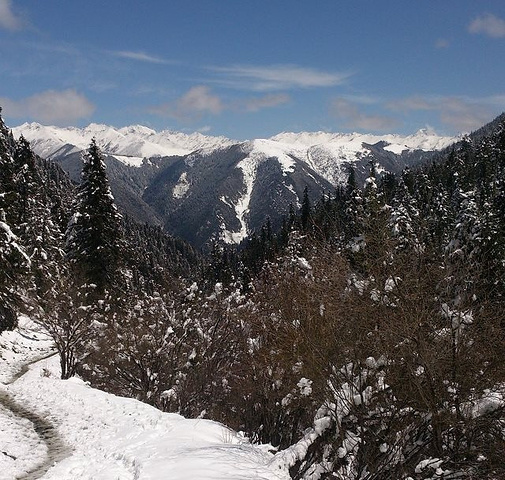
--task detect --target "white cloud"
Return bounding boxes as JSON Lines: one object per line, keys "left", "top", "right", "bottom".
{"left": 388, "top": 96, "right": 434, "bottom": 112}
{"left": 331, "top": 98, "right": 398, "bottom": 132}
{"left": 469, "top": 13, "right": 505, "bottom": 38}
{"left": 149, "top": 86, "right": 224, "bottom": 121}
{"left": 0, "top": 0, "right": 23, "bottom": 30}
{"left": 211, "top": 64, "right": 351, "bottom": 91}
{"left": 438, "top": 98, "right": 495, "bottom": 132}
{"left": 178, "top": 86, "right": 223, "bottom": 115}
{"left": 149, "top": 86, "right": 291, "bottom": 122}
{"left": 1, "top": 89, "right": 95, "bottom": 124}
{"left": 388, "top": 95, "right": 504, "bottom": 132}
{"left": 111, "top": 50, "right": 171, "bottom": 65}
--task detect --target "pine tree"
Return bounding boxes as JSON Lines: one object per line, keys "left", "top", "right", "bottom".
{"left": 14, "top": 138, "right": 71, "bottom": 320}
{"left": 0, "top": 212, "right": 30, "bottom": 331}
{"left": 0, "top": 111, "right": 17, "bottom": 226}
{"left": 300, "top": 186, "right": 311, "bottom": 231}
{"left": 65, "top": 139, "right": 123, "bottom": 294}
{"left": 12, "top": 136, "right": 41, "bottom": 228}
{"left": 343, "top": 167, "right": 365, "bottom": 250}
{"left": 46, "top": 139, "right": 124, "bottom": 378}
{"left": 0, "top": 112, "right": 30, "bottom": 331}
{"left": 388, "top": 176, "right": 420, "bottom": 253}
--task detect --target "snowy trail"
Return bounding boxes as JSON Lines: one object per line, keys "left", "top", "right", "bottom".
{"left": 0, "top": 387, "right": 69, "bottom": 480}
{"left": 2, "top": 351, "right": 57, "bottom": 386}
{"left": 0, "top": 319, "right": 64, "bottom": 479}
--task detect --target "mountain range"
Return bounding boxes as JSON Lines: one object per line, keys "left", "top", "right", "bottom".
{"left": 13, "top": 123, "right": 458, "bottom": 249}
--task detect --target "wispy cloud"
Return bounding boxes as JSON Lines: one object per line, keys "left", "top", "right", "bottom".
{"left": 211, "top": 64, "right": 352, "bottom": 91}
{"left": 331, "top": 98, "right": 398, "bottom": 132}
{"left": 0, "top": 0, "right": 24, "bottom": 31}
{"left": 468, "top": 13, "right": 505, "bottom": 38}
{"left": 388, "top": 95, "right": 505, "bottom": 132}
{"left": 435, "top": 38, "right": 450, "bottom": 49}
{"left": 242, "top": 93, "right": 290, "bottom": 112}
{"left": 149, "top": 86, "right": 224, "bottom": 121}
{"left": 1, "top": 89, "right": 95, "bottom": 124}
{"left": 111, "top": 50, "right": 172, "bottom": 65}
{"left": 149, "top": 87, "right": 292, "bottom": 122}
{"left": 437, "top": 99, "right": 491, "bottom": 132}
{"left": 388, "top": 96, "right": 434, "bottom": 112}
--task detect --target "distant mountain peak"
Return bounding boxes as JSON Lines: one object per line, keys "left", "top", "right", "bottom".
{"left": 119, "top": 125, "right": 157, "bottom": 136}
{"left": 12, "top": 122, "right": 235, "bottom": 162}
{"left": 13, "top": 122, "right": 457, "bottom": 168}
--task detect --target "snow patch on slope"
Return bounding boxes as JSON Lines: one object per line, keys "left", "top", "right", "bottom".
{"left": 221, "top": 153, "right": 258, "bottom": 244}
{"left": 173, "top": 171, "right": 190, "bottom": 199}
{"left": 112, "top": 155, "right": 145, "bottom": 167}
{"left": 220, "top": 138, "right": 308, "bottom": 244}
{"left": 250, "top": 139, "right": 299, "bottom": 175}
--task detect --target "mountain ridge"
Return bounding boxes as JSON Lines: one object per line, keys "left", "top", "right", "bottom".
{"left": 13, "top": 122, "right": 457, "bottom": 169}
{"left": 12, "top": 122, "right": 459, "bottom": 249}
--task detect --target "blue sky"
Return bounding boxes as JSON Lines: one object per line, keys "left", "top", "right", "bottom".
{"left": 1, "top": 0, "right": 505, "bottom": 139}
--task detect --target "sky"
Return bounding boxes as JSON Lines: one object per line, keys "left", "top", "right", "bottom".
{"left": 0, "top": 0, "right": 505, "bottom": 140}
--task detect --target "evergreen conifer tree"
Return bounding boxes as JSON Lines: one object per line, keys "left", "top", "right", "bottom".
{"left": 0, "top": 111, "right": 30, "bottom": 331}
{"left": 300, "top": 186, "right": 311, "bottom": 231}
{"left": 65, "top": 139, "right": 123, "bottom": 294}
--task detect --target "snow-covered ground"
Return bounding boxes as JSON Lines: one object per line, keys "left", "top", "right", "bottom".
{"left": 0, "top": 317, "right": 290, "bottom": 479}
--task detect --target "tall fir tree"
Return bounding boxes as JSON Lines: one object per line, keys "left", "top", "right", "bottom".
{"left": 65, "top": 139, "right": 123, "bottom": 294}
{"left": 13, "top": 136, "right": 71, "bottom": 319}
{"left": 0, "top": 110, "right": 30, "bottom": 331}
{"left": 300, "top": 185, "right": 312, "bottom": 231}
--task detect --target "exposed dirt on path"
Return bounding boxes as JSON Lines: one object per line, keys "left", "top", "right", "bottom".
{"left": 1, "top": 353, "right": 71, "bottom": 479}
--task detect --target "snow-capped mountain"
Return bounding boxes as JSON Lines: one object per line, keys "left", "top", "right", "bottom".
{"left": 13, "top": 123, "right": 457, "bottom": 249}
{"left": 143, "top": 141, "right": 333, "bottom": 247}
{"left": 13, "top": 123, "right": 234, "bottom": 167}
{"left": 14, "top": 123, "right": 456, "bottom": 175}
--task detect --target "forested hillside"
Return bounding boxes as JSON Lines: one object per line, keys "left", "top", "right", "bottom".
{"left": 1, "top": 108, "right": 504, "bottom": 479}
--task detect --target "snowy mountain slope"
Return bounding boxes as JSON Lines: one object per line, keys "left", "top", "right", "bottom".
{"left": 271, "top": 129, "right": 457, "bottom": 184}
{"left": 0, "top": 318, "right": 289, "bottom": 480}
{"left": 143, "top": 141, "right": 333, "bottom": 248}
{"left": 181, "top": 131, "right": 456, "bottom": 246}
{"left": 271, "top": 129, "right": 456, "bottom": 155}
{"left": 13, "top": 123, "right": 456, "bottom": 174}
{"left": 219, "top": 139, "right": 315, "bottom": 244}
